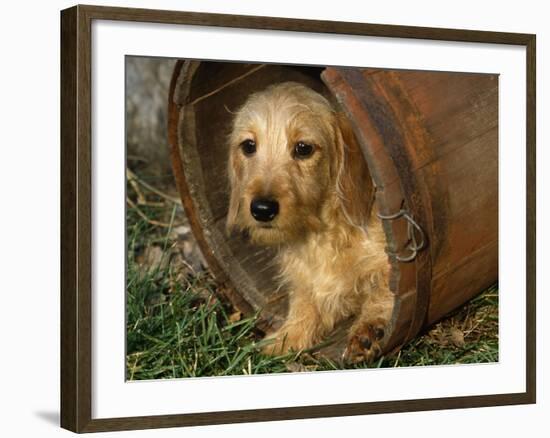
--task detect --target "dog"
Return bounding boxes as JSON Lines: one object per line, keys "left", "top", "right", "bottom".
{"left": 226, "top": 81, "right": 394, "bottom": 363}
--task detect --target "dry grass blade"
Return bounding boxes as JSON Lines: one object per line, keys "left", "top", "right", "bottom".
{"left": 127, "top": 167, "right": 182, "bottom": 204}
{"left": 127, "top": 197, "right": 183, "bottom": 228}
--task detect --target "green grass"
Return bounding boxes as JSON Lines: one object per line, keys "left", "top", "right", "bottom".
{"left": 127, "top": 269, "right": 299, "bottom": 379}
{"left": 125, "top": 175, "right": 499, "bottom": 380}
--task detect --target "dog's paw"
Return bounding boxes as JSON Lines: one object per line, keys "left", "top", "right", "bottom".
{"left": 344, "top": 319, "right": 387, "bottom": 364}
{"left": 260, "top": 327, "right": 311, "bottom": 356}
{"left": 260, "top": 332, "right": 287, "bottom": 356}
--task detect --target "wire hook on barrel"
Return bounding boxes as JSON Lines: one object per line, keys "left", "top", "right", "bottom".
{"left": 377, "top": 209, "right": 426, "bottom": 262}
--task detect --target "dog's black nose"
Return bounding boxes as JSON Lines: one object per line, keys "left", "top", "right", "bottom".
{"left": 250, "top": 198, "right": 279, "bottom": 222}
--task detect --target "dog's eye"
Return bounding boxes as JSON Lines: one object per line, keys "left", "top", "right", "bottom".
{"left": 293, "top": 141, "right": 314, "bottom": 159}
{"left": 240, "top": 139, "right": 256, "bottom": 156}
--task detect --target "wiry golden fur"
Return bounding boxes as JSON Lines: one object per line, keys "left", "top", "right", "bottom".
{"left": 226, "top": 82, "right": 394, "bottom": 363}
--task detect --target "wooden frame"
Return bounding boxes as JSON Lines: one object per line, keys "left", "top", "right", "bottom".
{"left": 60, "top": 4, "right": 536, "bottom": 433}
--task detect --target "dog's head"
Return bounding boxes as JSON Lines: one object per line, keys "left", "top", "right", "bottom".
{"left": 226, "top": 81, "right": 374, "bottom": 245}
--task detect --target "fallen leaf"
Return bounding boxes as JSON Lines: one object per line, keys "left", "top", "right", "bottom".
{"left": 169, "top": 225, "right": 191, "bottom": 240}
{"left": 286, "top": 362, "right": 307, "bottom": 373}
{"left": 137, "top": 245, "right": 166, "bottom": 271}
{"left": 449, "top": 327, "right": 465, "bottom": 347}
{"left": 229, "top": 311, "right": 242, "bottom": 323}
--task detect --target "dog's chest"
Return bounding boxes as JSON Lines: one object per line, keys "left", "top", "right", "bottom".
{"left": 279, "top": 236, "right": 367, "bottom": 303}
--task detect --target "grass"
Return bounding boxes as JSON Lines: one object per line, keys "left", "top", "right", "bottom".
{"left": 126, "top": 172, "right": 499, "bottom": 380}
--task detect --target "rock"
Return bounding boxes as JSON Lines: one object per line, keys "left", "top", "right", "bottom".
{"left": 126, "top": 57, "right": 176, "bottom": 182}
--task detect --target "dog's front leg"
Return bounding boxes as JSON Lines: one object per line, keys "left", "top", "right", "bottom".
{"left": 261, "top": 290, "right": 325, "bottom": 355}
{"left": 344, "top": 280, "right": 395, "bottom": 364}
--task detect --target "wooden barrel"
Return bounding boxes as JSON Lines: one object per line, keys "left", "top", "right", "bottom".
{"left": 168, "top": 60, "right": 498, "bottom": 355}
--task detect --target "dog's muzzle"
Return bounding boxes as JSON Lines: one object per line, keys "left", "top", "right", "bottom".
{"left": 250, "top": 198, "right": 279, "bottom": 222}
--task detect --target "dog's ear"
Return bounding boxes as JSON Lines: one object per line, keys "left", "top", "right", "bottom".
{"left": 226, "top": 153, "right": 242, "bottom": 233}
{"left": 333, "top": 112, "right": 375, "bottom": 227}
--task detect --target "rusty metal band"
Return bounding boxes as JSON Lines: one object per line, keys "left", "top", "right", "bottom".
{"left": 337, "top": 69, "right": 433, "bottom": 344}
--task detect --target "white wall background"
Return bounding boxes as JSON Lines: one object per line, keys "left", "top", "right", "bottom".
{"left": 0, "top": 0, "right": 546, "bottom": 436}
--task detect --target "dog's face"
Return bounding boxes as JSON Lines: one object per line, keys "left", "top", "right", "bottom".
{"left": 226, "top": 82, "right": 373, "bottom": 246}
